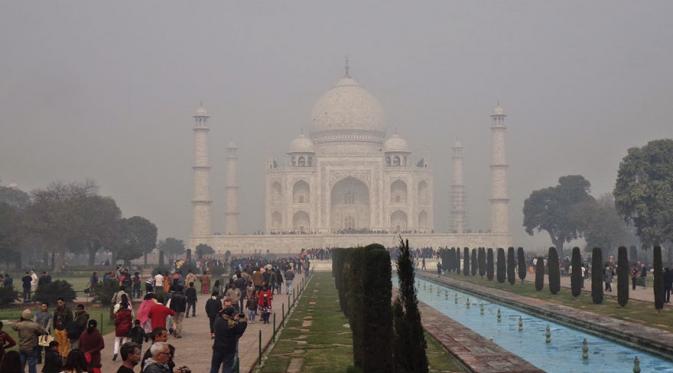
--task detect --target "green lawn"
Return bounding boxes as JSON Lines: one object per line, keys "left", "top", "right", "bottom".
{"left": 260, "top": 272, "right": 466, "bottom": 373}
{"left": 434, "top": 271, "right": 673, "bottom": 333}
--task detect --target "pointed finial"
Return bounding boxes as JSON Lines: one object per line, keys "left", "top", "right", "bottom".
{"left": 344, "top": 55, "right": 350, "bottom": 77}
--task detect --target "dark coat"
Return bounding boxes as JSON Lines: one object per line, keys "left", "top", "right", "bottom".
{"left": 42, "top": 348, "right": 63, "bottom": 373}
{"left": 212, "top": 316, "right": 247, "bottom": 354}
{"left": 185, "top": 287, "right": 197, "bottom": 303}
{"left": 114, "top": 309, "right": 133, "bottom": 337}
{"left": 205, "top": 297, "right": 221, "bottom": 318}
{"left": 79, "top": 328, "right": 105, "bottom": 368}
{"left": 170, "top": 292, "right": 187, "bottom": 313}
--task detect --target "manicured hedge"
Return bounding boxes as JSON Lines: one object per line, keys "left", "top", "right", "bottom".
{"left": 654, "top": 246, "right": 664, "bottom": 311}
{"left": 478, "top": 247, "right": 486, "bottom": 277}
{"left": 486, "top": 248, "right": 494, "bottom": 281}
{"left": 496, "top": 248, "right": 506, "bottom": 283}
{"left": 535, "top": 257, "right": 545, "bottom": 291}
{"left": 617, "top": 246, "right": 629, "bottom": 307}
{"left": 548, "top": 247, "right": 561, "bottom": 295}
{"left": 507, "top": 247, "right": 516, "bottom": 285}
{"left": 463, "top": 247, "right": 470, "bottom": 276}
{"left": 517, "top": 247, "right": 526, "bottom": 283}
{"left": 571, "top": 247, "right": 582, "bottom": 298}
{"left": 591, "top": 247, "right": 603, "bottom": 304}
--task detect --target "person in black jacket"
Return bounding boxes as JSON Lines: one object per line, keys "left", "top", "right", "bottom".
{"left": 169, "top": 287, "right": 187, "bottom": 338}
{"left": 664, "top": 267, "right": 673, "bottom": 303}
{"left": 205, "top": 292, "right": 221, "bottom": 339}
{"left": 43, "top": 340, "right": 63, "bottom": 373}
{"left": 210, "top": 307, "right": 247, "bottom": 373}
{"left": 185, "top": 282, "right": 198, "bottom": 318}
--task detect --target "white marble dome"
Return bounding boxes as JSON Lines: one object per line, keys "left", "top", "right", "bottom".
{"left": 384, "top": 133, "right": 410, "bottom": 153}
{"left": 288, "top": 133, "right": 315, "bottom": 153}
{"left": 310, "top": 76, "right": 385, "bottom": 134}
{"left": 194, "top": 104, "right": 209, "bottom": 117}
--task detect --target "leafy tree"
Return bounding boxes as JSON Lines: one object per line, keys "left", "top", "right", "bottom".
{"left": 548, "top": 247, "right": 561, "bottom": 295}
{"left": 486, "top": 248, "right": 494, "bottom": 281}
{"left": 470, "top": 249, "right": 477, "bottom": 276}
{"left": 507, "top": 247, "right": 516, "bottom": 285}
{"left": 517, "top": 247, "right": 526, "bottom": 283}
{"left": 614, "top": 139, "right": 673, "bottom": 264}
{"left": 571, "top": 247, "right": 583, "bottom": 297}
{"left": 393, "top": 239, "right": 428, "bottom": 373}
{"left": 67, "top": 195, "right": 122, "bottom": 266}
{"left": 523, "top": 175, "right": 595, "bottom": 257}
{"left": 463, "top": 248, "right": 469, "bottom": 276}
{"left": 580, "top": 194, "right": 636, "bottom": 257}
{"left": 535, "top": 257, "right": 545, "bottom": 291}
{"left": 653, "top": 246, "right": 664, "bottom": 311}
{"left": 617, "top": 246, "right": 629, "bottom": 307}
{"left": 0, "top": 202, "right": 25, "bottom": 269}
{"left": 478, "top": 247, "right": 486, "bottom": 277}
{"left": 0, "top": 184, "right": 31, "bottom": 209}
{"left": 496, "top": 248, "right": 506, "bottom": 283}
{"left": 35, "top": 280, "right": 76, "bottom": 305}
{"left": 110, "top": 216, "right": 158, "bottom": 265}
{"left": 591, "top": 247, "right": 603, "bottom": 304}
{"left": 195, "top": 243, "right": 215, "bottom": 259}
{"left": 158, "top": 237, "right": 185, "bottom": 263}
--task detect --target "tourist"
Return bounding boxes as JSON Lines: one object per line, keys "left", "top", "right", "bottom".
{"left": 205, "top": 291, "right": 221, "bottom": 338}
{"left": 252, "top": 268, "right": 264, "bottom": 291}
{"left": 169, "top": 286, "right": 187, "bottom": 338}
{"left": 141, "top": 328, "right": 174, "bottom": 372}
{"left": 154, "top": 272, "right": 164, "bottom": 296}
{"left": 128, "top": 319, "right": 147, "bottom": 349}
{"left": 640, "top": 264, "right": 648, "bottom": 288}
{"left": 78, "top": 319, "right": 105, "bottom": 373}
{"left": 274, "top": 268, "right": 284, "bottom": 296}
{"left": 111, "top": 286, "right": 129, "bottom": 309}
{"left": 0, "top": 320, "right": 17, "bottom": 362}
{"left": 12, "top": 308, "right": 47, "bottom": 373}
{"left": 212, "top": 279, "right": 222, "bottom": 298}
{"left": 90, "top": 272, "right": 99, "bottom": 296}
{"left": 200, "top": 271, "right": 211, "bottom": 295}
{"left": 30, "top": 271, "right": 38, "bottom": 295}
{"left": 148, "top": 297, "right": 176, "bottom": 330}
{"left": 185, "top": 282, "right": 198, "bottom": 318}
{"left": 246, "top": 292, "right": 258, "bottom": 323}
{"left": 664, "top": 267, "right": 673, "bottom": 303}
{"left": 61, "top": 350, "right": 88, "bottom": 373}
{"left": 117, "top": 341, "right": 141, "bottom": 373}
{"left": 631, "top": 265, "right": 639, "bottom": 290}
{"left": 210, "top": 307, "right": 247, "bottom": 373}
{"left": 53, "top": 318, "right": 70, "bottom": 360}
{"left": 143, "top": 342, "right": 172, "bottom": 373}
{"left": 3, "top": 272, "right": 13, "bottom": 288}
{"left": 258, "top": 285, "right": 273, "bottom": 324}
{"left": 136, "top": 294, "right": 157, "bottom": 337}
{"left": 132, "top": 272, "right": 142, "bottom": 299}
{"left": 185, "top": 271, "right": 198, "bottom": 290}
{"left": 53, "top": 298, "right": 74, "bottom": 332}
{"left": 163, "top": 272, "right": 171, "bottom": 294}
{"left": 0, "top": 350, "right": 21, "bottom": 373}
{"left": 22, "top": 271, "right": 32, "bottom": 303}
{"left": 33, "top": 302, "right": 51, "bottom": 363}
{"left": 225, "top": 284, "right": 241, "bottom": 313}
{"left": 42, "top": 341, "right": 63, "bottom": 373}
{"left": 70, "top": 304, "right": 89, "bottom": 349}
{"left": 604, "top": 264, "right": 614, "bottom": 292}
{"left": 284, "top": 267, "right": 295, "bottom": 294}
{"left": 113, "top": 302, "right": 133, "bottom": 361}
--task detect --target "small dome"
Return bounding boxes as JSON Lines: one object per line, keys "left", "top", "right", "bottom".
{"left": 493, "top": 103, "right": 505, "bottom": 116}
{"left": 384, "top": 133, "right": 410, "bottom": 153}
{"left": 194, "top": 103, "right": 209, "bottom": 117}
{"left": 288, "top": 133, "right": 315, "bottom": 153}
{"left": 310, "top": 76, "right": 385, "bottom": 134}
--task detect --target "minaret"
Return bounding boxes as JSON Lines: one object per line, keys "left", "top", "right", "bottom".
{"left": 191, "top": 103, "right": 212, "bottom": 241}
{"left": 451, "top": 141, "right": 466, "bottom": 233}
{"left": 490, "top": 103, "right": 509, "bottom": 234}
{"left": 224, "top": 141, "right": 240, "bottom": 234}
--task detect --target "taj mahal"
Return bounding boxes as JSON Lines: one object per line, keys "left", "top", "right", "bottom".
{"left": 189, "top": 65, "right": 512, "bottom": 253}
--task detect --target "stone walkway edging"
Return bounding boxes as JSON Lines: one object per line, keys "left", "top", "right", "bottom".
{"left": 418, "top": 273, "right": 673, "bottom": 362}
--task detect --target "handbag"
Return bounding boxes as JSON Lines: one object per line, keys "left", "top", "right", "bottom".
{"left": 38, "top": 334, "right": 54, "bottom": 347}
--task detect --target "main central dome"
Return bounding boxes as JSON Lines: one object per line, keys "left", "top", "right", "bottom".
{"left": 310, "top": 76, "right": 385, "bottom": 135}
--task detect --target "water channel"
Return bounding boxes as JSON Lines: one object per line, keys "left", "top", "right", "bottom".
{"left": 413, "top": 277, "right": 673, "bottom": 372}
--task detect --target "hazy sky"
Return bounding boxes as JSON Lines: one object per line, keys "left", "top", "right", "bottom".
{"left": 1, "top": 1, "right": 671, "bottom": 249}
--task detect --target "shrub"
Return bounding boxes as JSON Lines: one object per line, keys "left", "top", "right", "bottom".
{"left": 571, "top": 247, "right": 582, "bottom": 297}
{"left": 591, "top": 247, "right": 603, "bottom": 304}
{"left": 486, "top": 249, "right": 494, "bottom": 281}
{"left": 478, "top": 247, "right": 486, "bottom": 277}
{"left": 463, "top": 248, "right": 470, "bottom": 276}
{"left": 35, "top": 280, "right": 76, "bottom": 305}
{"left": 548, "top": 247, "right": 561, "bottom": 295}
{"left": 470, "top": 249, "right": 477, "bottom": 276}
{"left": 535, "top": 257, "right": 545, "bottom": 291}
{"left": 0, "top": 286, "right": 18, "bottom": 306}
{"left": 617, "top": 246, "right": 629, "bottom": 307}
{"left": 456, "top": 248, "right": 461, "bottom": 273}
{"left": 517, "top": 247, "right": 526, "bottom": 283}
{"left": 653, "top": 246, "right": 664, "bottom": 311}
{"left": 507, "top": 247, "right": 516, "bottom": 285}
{"left": 496, "top": 248, "right": 506, "bottom": 283}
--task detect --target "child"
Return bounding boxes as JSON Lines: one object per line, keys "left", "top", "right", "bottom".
{"left": 128, "top": 319, "right": 146, "bottom": 347}
{"left": 259, "top": 292, "right": 271, "bottom": 324}
{"left": 246, "top": 293, "right": 258, "bottom": 323}
{"left": 53, "top": 318, "right": 71, "bottom": 360}
{"left": 43, "top": 340, "right": 63, "bottom": 373}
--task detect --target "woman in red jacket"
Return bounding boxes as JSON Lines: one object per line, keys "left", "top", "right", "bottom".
{"left": 258, "top": 285, "right": 273, "bottom": 324}
{"left": 79, "top": 319, "right": 105, "bottom": 373}
{"left": 113, "top": 301, "right": 133, "bottom": 361}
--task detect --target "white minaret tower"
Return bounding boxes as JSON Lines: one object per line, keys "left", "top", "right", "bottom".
{"left": 490, "top": 103, "right": 510, "bottom": 234}
{"left": 191, "top": 103, "right": 212, "bottom": 241}
{"left": 451, "top": 140, "right": 466, "bottom": 233}
{"left": 224, "top": 141, "right": 240, "bottom": 234}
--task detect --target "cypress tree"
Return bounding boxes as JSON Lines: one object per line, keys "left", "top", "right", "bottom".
{"left": 548, "top": 247, "right": 561, "bottom": 295}
{"left": 617, "top": 246, "right": 629, "bottom": 307}
{"left": 478, "top": 247, "right": 486, "bottom": 277}
{"left": 535, "top": 256, "right": 545, "bottom": 291}
{"left": 571, "top": 247, "right": 582, "bottom": 297}
{"left": 517, "top": 247, "right": 526, "bottom": 283}
{"left": 348, "top": 247, "right": 367, "bottom": 367}
{"left": 471, "top": 249, "right": 478, "bottom": 276}
{"left": 591, "top": 247, "right": 603, "bottom": 304}
{"left": 496, "top": 248, "right": 506, "bottom": 283}
{"left": 456, "top": 248, "right": 461, "bottom": 274}
{"left": 653, "top": 246, "right": 664, "bottom": 311}
{"left": 393, "top": 239, "right": 429, "bottom": 373}
{"left": 507, "top": 247, "right": 516, "bottom": 285}
{"left": 361, "top": 244, "right": 393, "bottom": 373}
{"left": 463, "top": 247, "right": 470, "bottom": 276}
{"left": 486, "top": 248, "right": 494, "bottom": 281}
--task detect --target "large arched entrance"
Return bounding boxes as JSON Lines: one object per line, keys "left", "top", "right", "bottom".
{"left": 330, "top": 177, "right": 370, "bottom": 232}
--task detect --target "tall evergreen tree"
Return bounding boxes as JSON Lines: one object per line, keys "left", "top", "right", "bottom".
{"left": 496, "top": 248, "right": 506, "bottom": 283}
{"left": 507, "top": 247, "right": 516, "bottom": 285}
{"left": 591, "top": 247, "right": 604, "bottom": 304}
{"left": 393, "top": 239, "right": 429, "bottom": 373}
{"left": 517, "top": 247, "right": 527, "bottom": 283}
{"left": 535, "top": 257, "right": 545, "bottom": 291}
{"left": 486, "top": 248, "right": 494, "bottom": 281}
{"left": 478, "top": 247, "right": 486, "bottom": 277}
{"left": 361, "top": 244, "right": 393, "bottom": 373}
{"left": 548, "top": 247, "right": 561, "bottom": 295}
{"left": 653, "top": 246, "right": 665, "bottom": 311}
{"left": 456, "top": 248, "right": 461, "bottom": 273}
{"left": 470, "top": 249, "right": 477, "bottom": 276}
{"left": 571, "top": 247, "right": 583, "bottom": 297}
{"left": 463, "top": 247, "right": 470, "bottom": 276}
{"left": 617, "top": 246, "right": 629, "bottom": 307}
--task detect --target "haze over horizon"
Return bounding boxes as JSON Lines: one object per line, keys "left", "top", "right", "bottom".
{"left": 1, "top": 1, "right": 671, "bottom": 250}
